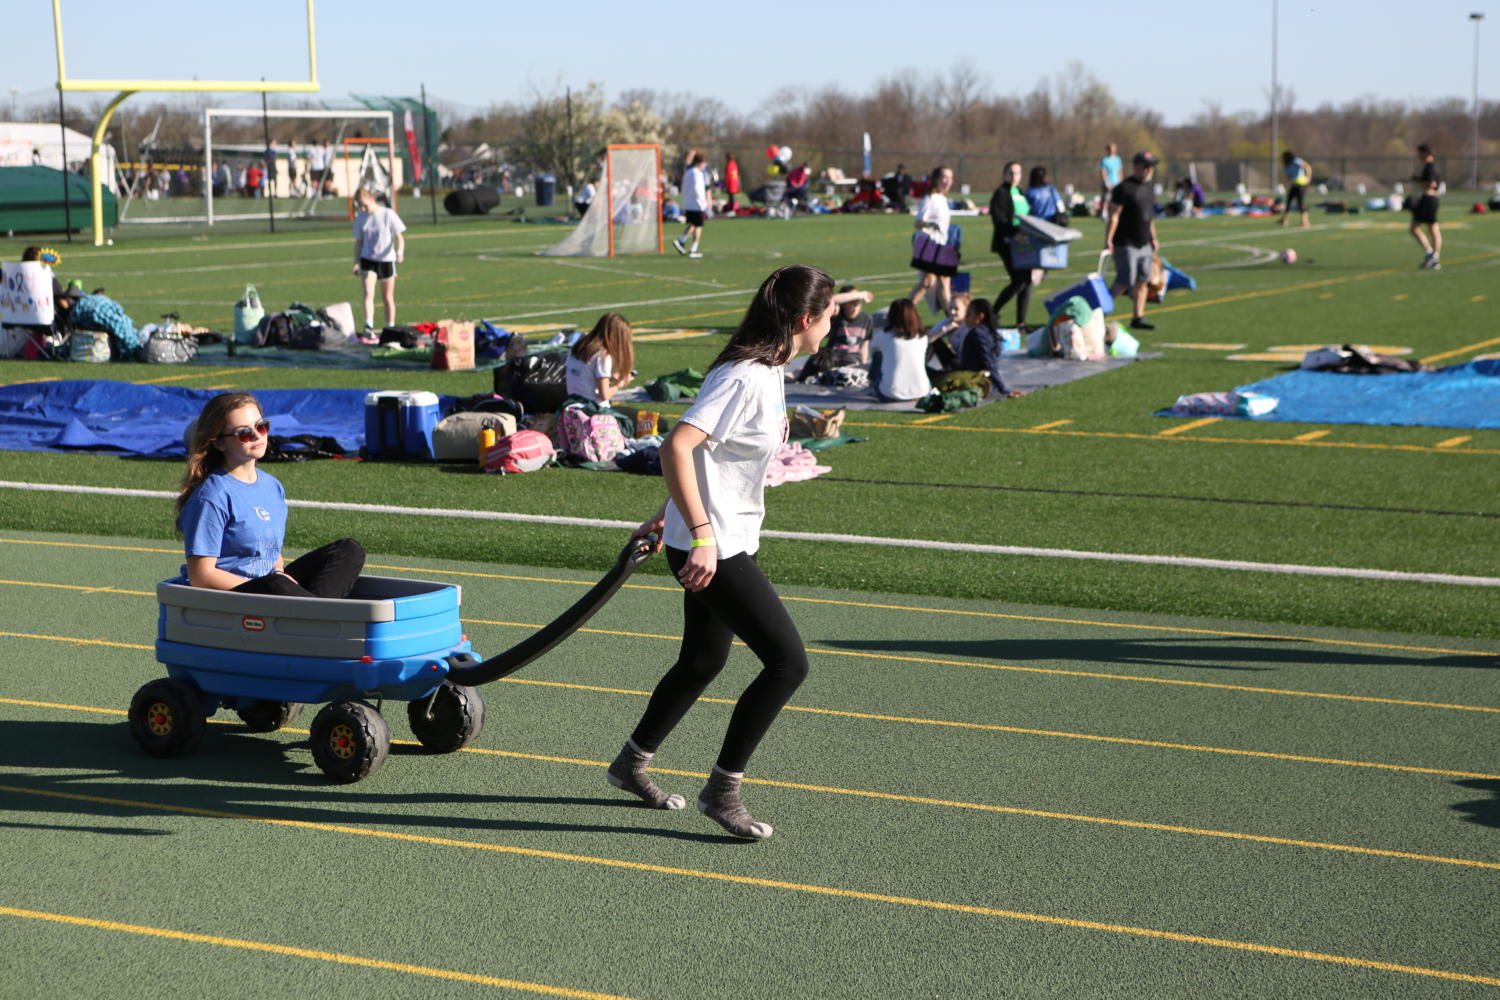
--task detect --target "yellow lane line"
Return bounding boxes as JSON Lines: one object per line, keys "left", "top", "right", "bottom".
{"left": 1293, "top": 430, "right": 1331, "bottom": 442}
{"left": 1472, "top": 295, "right": 1488, "bottom": 303}
{"left": 1, "top": 543, "right": 1493, "bottom": 659}
{"left": 463, "top": 615, "right": 1500, "bottom": 715}
{"left": 1157, "top": 417, "right": 1221, "bottom": 437}
{"left": 6, "top": 575, "right": 1494, "bottom": 711}
{"left": 0, "top": 578, "right": 154, "bottom": 596}
{"left": 133, "top": 367, "right": 265, "bottom": 385}
{"left": 1436, "top": 436, "right": 1472, "bottom": 449}
{"left": 0, "top": 631, "right": 150, "bottom": 650}
{"left": 0, "top": 905, "right": 640, "bottom": 1000}
{"left": 1422, "top": 336, "right": 1500, "bottom": 365}
{"left": 2, "top": 786, "right": 1495, "bottom": 988}
{"left": 834, "top": 421, "right": 1500, "bottom": 455}
{"left": 911, "top": 414, "right": 954, "bottom": 425}
{"left": 1028, "top": 419, "right": 1073, "bottom": 431}
{"left": 1392, "top": 294, "right": 1408, "bottom": 301}
{"left": 1146, "top": 267, "right": 1402, "bottom": 316}
{"left": 494, "top": 677, "right": 1500, "bottom": 779}
{"left": 1147, "top": 248, "right": 1500, "bottom": 319}
{"left": 3, "top": 699, "right": 1494, "bottom": 871}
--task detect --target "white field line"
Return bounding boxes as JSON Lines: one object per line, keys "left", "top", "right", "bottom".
{"left": 4, "top": 481, "right": 1496, "bottom": 588}
{"left": 540, "top": 258, "right": 725, "bottom": 288}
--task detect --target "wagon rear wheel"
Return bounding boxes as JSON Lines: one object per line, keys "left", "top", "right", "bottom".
{"left": 236, "top": 700, "right": 304, "bottom": 733}
{"left": 407, "top": 681, "right": 486, "bottom": 753}
{"left": 128, "top": 678, "right": 207, "bottom": 758}
{"left": 309, "top": 700, "right": 389, "bottom": 783}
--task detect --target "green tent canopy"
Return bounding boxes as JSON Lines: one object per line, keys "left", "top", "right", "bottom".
{"left": 0, "top": 166, "right": 116, "bottom": 235}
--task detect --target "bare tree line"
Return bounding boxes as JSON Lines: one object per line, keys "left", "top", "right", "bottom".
{"left": 23, "top": 63, "right": 1497, "bottom": 182}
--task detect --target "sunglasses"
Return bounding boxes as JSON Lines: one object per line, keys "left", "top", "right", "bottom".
{"left": 217, "top": 418, "right": 270, "bottom": 444}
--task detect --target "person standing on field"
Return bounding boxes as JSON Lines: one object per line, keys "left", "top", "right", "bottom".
{"left": 1104, "top": 151, "right": 1160, "bottom": 332}
{"left": 352, "top": 188, "right": 406, "bottom": 340}
{"left": 1410, "top": 143, "right": 1443, "bottom": 270}
{"left": 674, "top": 153, "right": 710, "bottom": 258}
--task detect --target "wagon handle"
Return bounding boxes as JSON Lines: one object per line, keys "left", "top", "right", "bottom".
{"left": 444, "top": 535, "right": 657, "bottom": 687}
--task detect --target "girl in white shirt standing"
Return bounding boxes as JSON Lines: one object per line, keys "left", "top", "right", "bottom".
{"left": 565, "top": 312, "right": 634, "bottom": 403}
{"left": 607, "top": 264, "right": 836, "bottom": 841}
{"left": 907, "top": 165, "right": 956, "bottom": 315}
{"left": 351, "top": 187, "right": 406, "bottom": 340}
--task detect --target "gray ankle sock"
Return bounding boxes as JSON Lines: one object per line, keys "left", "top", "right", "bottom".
{"left": 606, "top": 740, "right": 685, "bottom": 810}
{"left": 696, "top": 765, "right": 773, "bottom": 840}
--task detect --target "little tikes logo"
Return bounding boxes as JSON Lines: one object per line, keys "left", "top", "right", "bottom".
{"left": 241, "top": 616, "right": 266, "bottom": 631}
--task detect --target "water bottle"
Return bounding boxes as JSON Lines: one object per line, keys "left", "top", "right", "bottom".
{"left": 478, "top": 426, "right": 497, "bottom": 462}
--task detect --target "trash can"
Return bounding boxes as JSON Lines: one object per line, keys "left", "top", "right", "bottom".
{"left": 534, "top": 174, "right": 556, "bottom": 207}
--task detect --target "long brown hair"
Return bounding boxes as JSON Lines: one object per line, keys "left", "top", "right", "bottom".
{"left": 710, "top": 264, "right": 834, "bottom": 371}
{"left": 885, "top": 299, "right": 925, "bottom": 340}
{"left": 175, "top": 392, "right": 260, "bottom": 530}
{"left": 571, "top": 311, "right": 633, "bottom": 379}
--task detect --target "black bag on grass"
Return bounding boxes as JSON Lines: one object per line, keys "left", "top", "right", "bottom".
{"left": 494, "top": 352, "right": 568, "bottom": 414}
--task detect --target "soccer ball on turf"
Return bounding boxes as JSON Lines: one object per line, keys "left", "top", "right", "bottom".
{"left": 1280, "top": 248, "right": 1297, "bottom": 264}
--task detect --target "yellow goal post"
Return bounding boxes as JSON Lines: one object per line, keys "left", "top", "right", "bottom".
{"left": 52, "top": 0, "right": 321, "bottom": 244}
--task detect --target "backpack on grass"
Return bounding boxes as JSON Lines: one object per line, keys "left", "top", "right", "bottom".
{"left": 481, "top": 429, "right": 556, "bottom": 474}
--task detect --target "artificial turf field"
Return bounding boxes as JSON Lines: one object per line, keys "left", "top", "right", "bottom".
{"left": 0, "top": 205, "right": 1497, "bottom": 996}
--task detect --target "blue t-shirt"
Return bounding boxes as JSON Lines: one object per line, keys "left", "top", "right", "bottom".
{"left": 179, "top": 469, "right": 287, "bottom": 581}
{"left": 1100, "top": 155, "right": 1122, "bottom": 187}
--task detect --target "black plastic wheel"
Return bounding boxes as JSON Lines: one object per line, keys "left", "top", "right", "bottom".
{"left": 407, "top": 681, "right": 486, "bottom": 753}
{"left": 309, "top": 700, "right": 390, "bottom": 782}
{"left": 236, "top": 700, "right": 304, "bottom": 733}
{"left": 128, "top": 677, "right": 207, "bottom": 758}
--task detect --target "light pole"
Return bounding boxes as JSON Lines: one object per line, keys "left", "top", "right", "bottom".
{"left": 1270, "top": 0, "right": 1279, "bottom": 198}
{"left": 1472, "top": 12, "right": 1485, "bottom": 193}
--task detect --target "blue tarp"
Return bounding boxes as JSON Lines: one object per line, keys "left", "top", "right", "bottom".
{"left": 1155, "top": 360, "right": 1500, "bottom": 429}
{"left": 0, "top": 381, "right": 388, "bottom": 455}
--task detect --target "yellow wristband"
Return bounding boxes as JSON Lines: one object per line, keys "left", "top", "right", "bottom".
{"left": 689, "top": 538, "right": 716, "bottom": 548}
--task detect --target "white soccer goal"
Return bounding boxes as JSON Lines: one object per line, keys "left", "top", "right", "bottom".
{"left": 541, "top": 144, "right": 662, "bottom": 257}
{"left": 196, "top": 108, "right": 396, "bottom": 226}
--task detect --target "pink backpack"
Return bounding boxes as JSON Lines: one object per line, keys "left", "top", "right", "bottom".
{"left": 559, "top": 407, "right": 627, "bottom": 462}
{"left": 481, "top": 429, "right": 556, "bottom": 474}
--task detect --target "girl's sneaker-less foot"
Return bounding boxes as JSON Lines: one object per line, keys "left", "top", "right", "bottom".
{"left": 697, "top": 766, "right": 772, "bottom": 840}
{"left": 606, "top": 741, "right": 685, "bottom": 810}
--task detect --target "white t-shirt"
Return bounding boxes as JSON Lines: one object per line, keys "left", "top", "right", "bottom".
{"left": 681, "top": 165, "right": 709, "bottom": 212}
{"left": 353, "top": 206, "right": 406, "bottom": 262}
{"left": 577, "top": 182, "right": 596, "bottom": 205}
{"left": 871, "top": 329, "right": 932, "bottom": 401}
{"left": 663, "top": 359, "right": 787, "bottom": 558}
{"left": 916, "top": 192, "right": 951, "bottom": 244}
{"left": 565, "top": 349, "right": 614, "bottom": 400}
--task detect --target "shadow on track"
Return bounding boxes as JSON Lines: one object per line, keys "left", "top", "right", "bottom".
{"left": 0, "top": 719, "right": 739, "bottom": 845}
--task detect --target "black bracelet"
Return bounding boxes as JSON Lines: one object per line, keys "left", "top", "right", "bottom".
{"left": 689, "top": 522, "right": 710, "bottom": 530}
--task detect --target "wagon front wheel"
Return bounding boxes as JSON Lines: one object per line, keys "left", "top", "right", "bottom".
{"left": 309, "top": 700, "right": 390, "bottom": 783}
{"left": 407, "top": 681, "right": 485, "bottom": 753}
{"left": 129, "top": 678, "right": 207, "bottom": 758}
{"left": 236, "top": 700, "right": 304, "bottom": 733}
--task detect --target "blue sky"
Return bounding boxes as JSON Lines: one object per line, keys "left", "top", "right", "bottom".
{"left": 7, "top": 0, "right": 1491, "bottom": 127}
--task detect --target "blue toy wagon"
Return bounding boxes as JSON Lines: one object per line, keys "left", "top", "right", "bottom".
{"left": 130, "top": 537, "right": 654, "bottom": 782}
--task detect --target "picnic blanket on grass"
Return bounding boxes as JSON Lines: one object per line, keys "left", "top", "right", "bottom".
{"left": 1154, "top": 360, "right": 1500, "bottom": 429}
{"left": 0, "top": 380, "right": 426, "bottom": 456}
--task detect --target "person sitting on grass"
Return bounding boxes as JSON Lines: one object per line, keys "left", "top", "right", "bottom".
{"left": 869, "top": 299, "right": 933, "bottom": 403}
{"left": 176, "top": 391, "right": 364, "bottom": 598}
{"left": 957, "top": 298, "right": 1020, "bottom": 398}
{"left": 565, "top": 312, "right": 635, "bottom": 404}
{"left": 925, "top": 291, "right": 972, "bottom": 372}
{"left": 792, "top": 285, "right": 875, "bottom": 383}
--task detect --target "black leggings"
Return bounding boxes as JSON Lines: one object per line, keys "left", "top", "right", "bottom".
{"left": 993, "top": 244, "right": 1032, "bottom": 327}
{"left": 233, "top": 538, "right": 365, "bottom": 598}
{"left": 631, "top": 548, "right": 808, "bottom": 773}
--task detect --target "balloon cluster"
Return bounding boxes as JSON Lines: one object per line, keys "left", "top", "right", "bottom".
{"left": 765, "top": 144, "right": 792, "bottom": 176}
